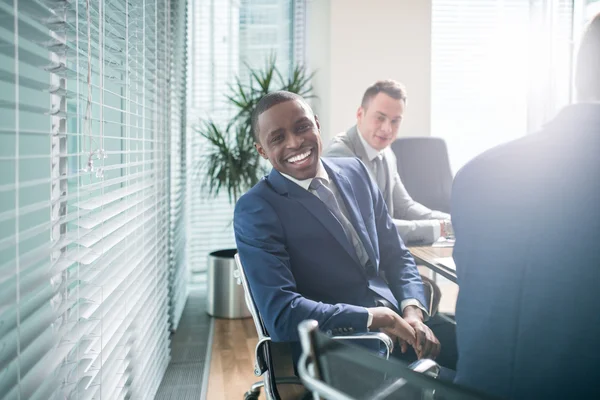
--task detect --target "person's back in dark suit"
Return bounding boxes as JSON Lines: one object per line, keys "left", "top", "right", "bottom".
{"left": 451, "top": 13, "right": 600, "bottom": 399}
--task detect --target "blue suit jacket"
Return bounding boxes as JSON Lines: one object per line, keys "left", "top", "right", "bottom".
{"left": 234, "top": 157, "right": 426, "bottom": 343}
{"left": 452, "top": 104, "right": 600, "bottom": 399}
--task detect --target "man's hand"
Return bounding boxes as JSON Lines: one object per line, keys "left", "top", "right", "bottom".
{"left": 403, "top": 306, "right": 441, "bottom": 360}
{"left": 366, "top": 307, "right": 416, "bottom": 352}
{"left": 440, "top": 219, "right": 454, "bottom": 239}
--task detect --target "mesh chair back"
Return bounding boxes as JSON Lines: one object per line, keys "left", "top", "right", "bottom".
{"left": 235, "top": 253, "right": 269, "bottom": 339}
{"left": 234, "top": 254, "right": 307, "bottom": 400}
{"left": 390, "top": 137, "right": 453, "bottom": 213}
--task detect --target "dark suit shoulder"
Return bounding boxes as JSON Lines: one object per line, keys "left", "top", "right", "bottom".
{"left": 234, "top": 178, "right": 273, "bottom": 212}
{"left": 454, "top": 128, "right": 548, "bottom": 195}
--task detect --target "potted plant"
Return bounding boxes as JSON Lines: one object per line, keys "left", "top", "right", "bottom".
{"left": 196, "top": 55, "right": 315, "bottom": 318}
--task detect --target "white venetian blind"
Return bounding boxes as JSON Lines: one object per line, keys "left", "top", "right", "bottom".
{"left": 528, "top": 0, "right": 575, "bottom": 131}
{"left": 186, "top": 0, "right": 239, "bottom": 275}
{"left": 168, "top": 0, "right": 188, "bottom": 330}
{"left": 186, "top": 0, "right": 303, "bottom": 274}
{"left": 431, "top": 0, "right": 532, "bottom": 173}
{"left": 0, "top": 0, "right": 186, "bottom": 398}
{"left": 432, "top": 0, "right": 580, "bottom": 174}
{"left": 292, "top": 0, "right": 306, "bottom": 66}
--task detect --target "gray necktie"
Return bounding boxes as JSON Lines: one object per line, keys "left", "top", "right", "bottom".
{"left": 309, "top": 178, "right": 370, "bottom": 268}
{"left": 372, "top": 155, "right": 387, "bottom": 192}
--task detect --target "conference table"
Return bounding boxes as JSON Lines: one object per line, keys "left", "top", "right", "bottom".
{"left": 408, "top": 245, "right": 457, "bottom": 283}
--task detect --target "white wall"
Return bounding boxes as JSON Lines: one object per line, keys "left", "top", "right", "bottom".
{"left": 307, "top": 0, "right": 432, "bottom": 145}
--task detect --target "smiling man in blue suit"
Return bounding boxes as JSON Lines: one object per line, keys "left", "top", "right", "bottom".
{"left": 234, "top": 91, "right": 456, "bottom": 368}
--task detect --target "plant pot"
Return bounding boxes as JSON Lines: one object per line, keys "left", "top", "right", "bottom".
{"left": 206, "top": 249, "right": 251, "bottom": 319}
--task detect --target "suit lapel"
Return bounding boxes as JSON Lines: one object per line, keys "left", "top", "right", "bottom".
{"left": 325, "top": 160, "right": 401, "bottom": 310}
{"left": 323, "top": 160, "right": 378, "bottom": 269}
{"left": 267, "top": 168, "right": 364, "bottom": 268}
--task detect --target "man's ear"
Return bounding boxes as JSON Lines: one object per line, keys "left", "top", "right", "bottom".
{"left": 314, "top": 114, "right": 321, "bottom": 130}
{"left": 254, "top": 142, "right": 269, "bottom": 160}
{"left": 356, "top": 106, "right": 365, "bottom": 122}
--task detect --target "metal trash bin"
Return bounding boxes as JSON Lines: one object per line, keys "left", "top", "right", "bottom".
{"left": 207, "top": 249, "right": 251, "bottom": 318}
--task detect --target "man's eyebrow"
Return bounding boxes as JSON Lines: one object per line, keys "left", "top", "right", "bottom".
{"left": 376, "top": 111, "right": 402, "bottom": 120}
{"left": 267, "top": 127, "right": 285, "bottom": 138}
{"left": 294, "top": 116, "right": 311, "bottom": 124}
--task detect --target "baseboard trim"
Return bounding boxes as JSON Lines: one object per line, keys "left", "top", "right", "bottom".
{"left": 200, "top": 317, "right": 215, "bottom": 400}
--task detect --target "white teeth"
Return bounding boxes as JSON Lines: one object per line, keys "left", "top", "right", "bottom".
{"left": 287, "top": 149, "right": 311, "bottom": 163}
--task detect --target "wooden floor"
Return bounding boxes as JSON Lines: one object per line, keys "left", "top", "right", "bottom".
{"left": 206, "top": 273, "right": 458, "bottom": 399}
{"left": 206, "top": 317, "right": 262, "bottom": 399}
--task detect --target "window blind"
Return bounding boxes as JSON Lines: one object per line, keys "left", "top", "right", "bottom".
{"left": 168, "top": 0, "right": 188, "bottom": 330}
{"left": 528, "top": 0, "right": 575, "bottom": 131}
{"left": 186, "top": 0, "right": 239, "bottom": 276}
{"left": 186, "top": 0, "right": 301, "bottom": 274}
{"left": 0, "top": 0, "right": 186, "bottom": 398}
{"left": 431, "top": 0, "right": 532, "bottom": 173}
{"left": 431, "top": 0, "right": 581, "bottom": 173}
{"left": 292, "top": 0, "right": 307, "bottom": 67}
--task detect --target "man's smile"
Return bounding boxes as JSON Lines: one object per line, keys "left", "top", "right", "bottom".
{"left": 286, "top": 148, "right": 313, "bottom": 164}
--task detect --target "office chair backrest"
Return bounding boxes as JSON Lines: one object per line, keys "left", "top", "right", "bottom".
{"left": 391, "top": 137, "right": 453, "bottom": 213}
{"left": 234, "top": 253, "right": 306, "bottom": 400}
{"left": 235, "top": 253, "right": 269, "bottom": 340}
{"left": 298, "top": 320, "right": 499, "bottom": 400}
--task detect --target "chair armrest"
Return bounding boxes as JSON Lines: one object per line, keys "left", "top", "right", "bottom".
{"left": 407, "top": 358, "right": 440, "bottom": 378}
{"left": 330, "top": 332, "right": 394, "bottom": 359}
{"left": 253, "top": 337, "right": 271, "bottom": 376}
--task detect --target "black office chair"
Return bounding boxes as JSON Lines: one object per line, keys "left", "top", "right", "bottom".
{"left": 297, "top": 320, "right": 500, "bottom": 400}
{"left": 234, "top": 253, "right": 394, "bottom": 400}
{"left": 391, "top": 137, "right": 453, "bottom": 213}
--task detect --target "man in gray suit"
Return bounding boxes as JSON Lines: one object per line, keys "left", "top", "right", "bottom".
{"left": 324, "top": 80, "right": 452, "bottom": 244}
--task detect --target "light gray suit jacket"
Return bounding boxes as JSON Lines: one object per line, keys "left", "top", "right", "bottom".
{"left": 324, "top": 125, "right": 449, "bottom": 244}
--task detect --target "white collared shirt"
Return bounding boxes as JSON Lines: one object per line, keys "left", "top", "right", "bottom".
{"left": 356, "top": 126, "right": 384, "bottom": 162}
{"left": 280, "top": 160, "right": 329, "bottom": 190}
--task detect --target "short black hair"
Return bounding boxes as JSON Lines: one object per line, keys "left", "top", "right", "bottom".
{"left": 361, "top": 80, "right": 407, "bottom": 109}
{"left": 251, "top": 91, "right": 307, "bottom": 143}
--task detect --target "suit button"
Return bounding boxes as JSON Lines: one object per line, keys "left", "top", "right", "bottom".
{"left": 365, "top": 262, "right": 376, "bottom": 277}
{"left": 326, "top": 329, "right": 333, "bottom": 335}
